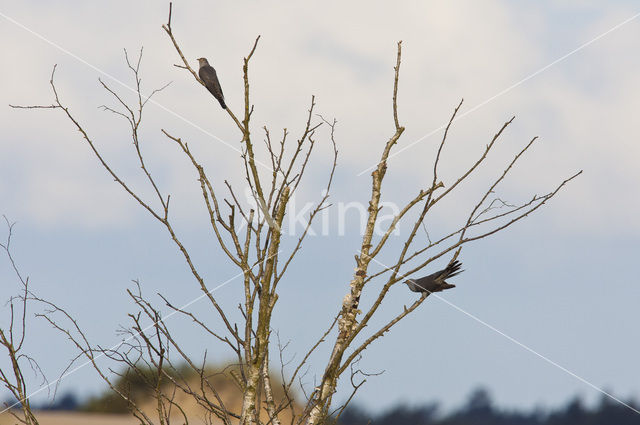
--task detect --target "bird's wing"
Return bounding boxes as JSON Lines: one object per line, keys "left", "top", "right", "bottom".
{"left": 411, "top": 261, "right": 463, "bottom": 291}
{"left": 199, "top": 66, "right": 225, "bottom": 99}
{"left": 416, "top": 269, "right": 445, "bottom": 286}
{"left": 413, "top": 273, "right": 440, "bottom": 290}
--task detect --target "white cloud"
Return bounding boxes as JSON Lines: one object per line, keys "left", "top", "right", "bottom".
{"left": 0, "top": 0, "right": 638, "bottom": 235}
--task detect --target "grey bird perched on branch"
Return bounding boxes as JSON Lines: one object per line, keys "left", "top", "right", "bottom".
{"left": 404, "top": 260, "right": 463, "bottom": 293}
{"left": 197, "top": 57, "right": 226, "bottom": 109}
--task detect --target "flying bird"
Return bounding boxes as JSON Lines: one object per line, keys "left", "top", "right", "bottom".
{"left": 404, "top": 260, "right": 463, "bottom": 293}
{"left": 197, "top": 57, "right": 226, "bottom": 109}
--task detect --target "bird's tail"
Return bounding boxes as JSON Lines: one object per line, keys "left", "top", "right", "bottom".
{"left": 442, "top": 260, "right": 463, "bottom": 279}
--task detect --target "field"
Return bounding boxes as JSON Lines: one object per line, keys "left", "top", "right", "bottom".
{"left": 0, "top": 411, "right": 142, "bottom": 425}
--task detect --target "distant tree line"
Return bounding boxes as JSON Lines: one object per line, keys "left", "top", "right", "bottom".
{"left": 337, "top": 388, "right": 640, "bottom": 425}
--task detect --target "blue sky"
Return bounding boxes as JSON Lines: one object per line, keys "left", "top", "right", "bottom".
{"left": 1, "top": 0, "right": 640, "bottom": 415}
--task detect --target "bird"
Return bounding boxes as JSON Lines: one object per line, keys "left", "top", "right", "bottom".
{"left": 404, "top": 260, "right": 463, "bottom": 293}
{"left": 197, "top": 57, "right": 226, "bottom": 109}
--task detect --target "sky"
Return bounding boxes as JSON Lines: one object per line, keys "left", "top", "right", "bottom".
{"left": 1, "top": 0, "right": 640, "bottom": 416}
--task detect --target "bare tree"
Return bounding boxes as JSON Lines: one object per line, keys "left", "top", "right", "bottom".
{"left": 7, "top": 3, "right": 580, "bottom": 425}
{"left": 0, "top": 217, "right": 43, "bottom": 425}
